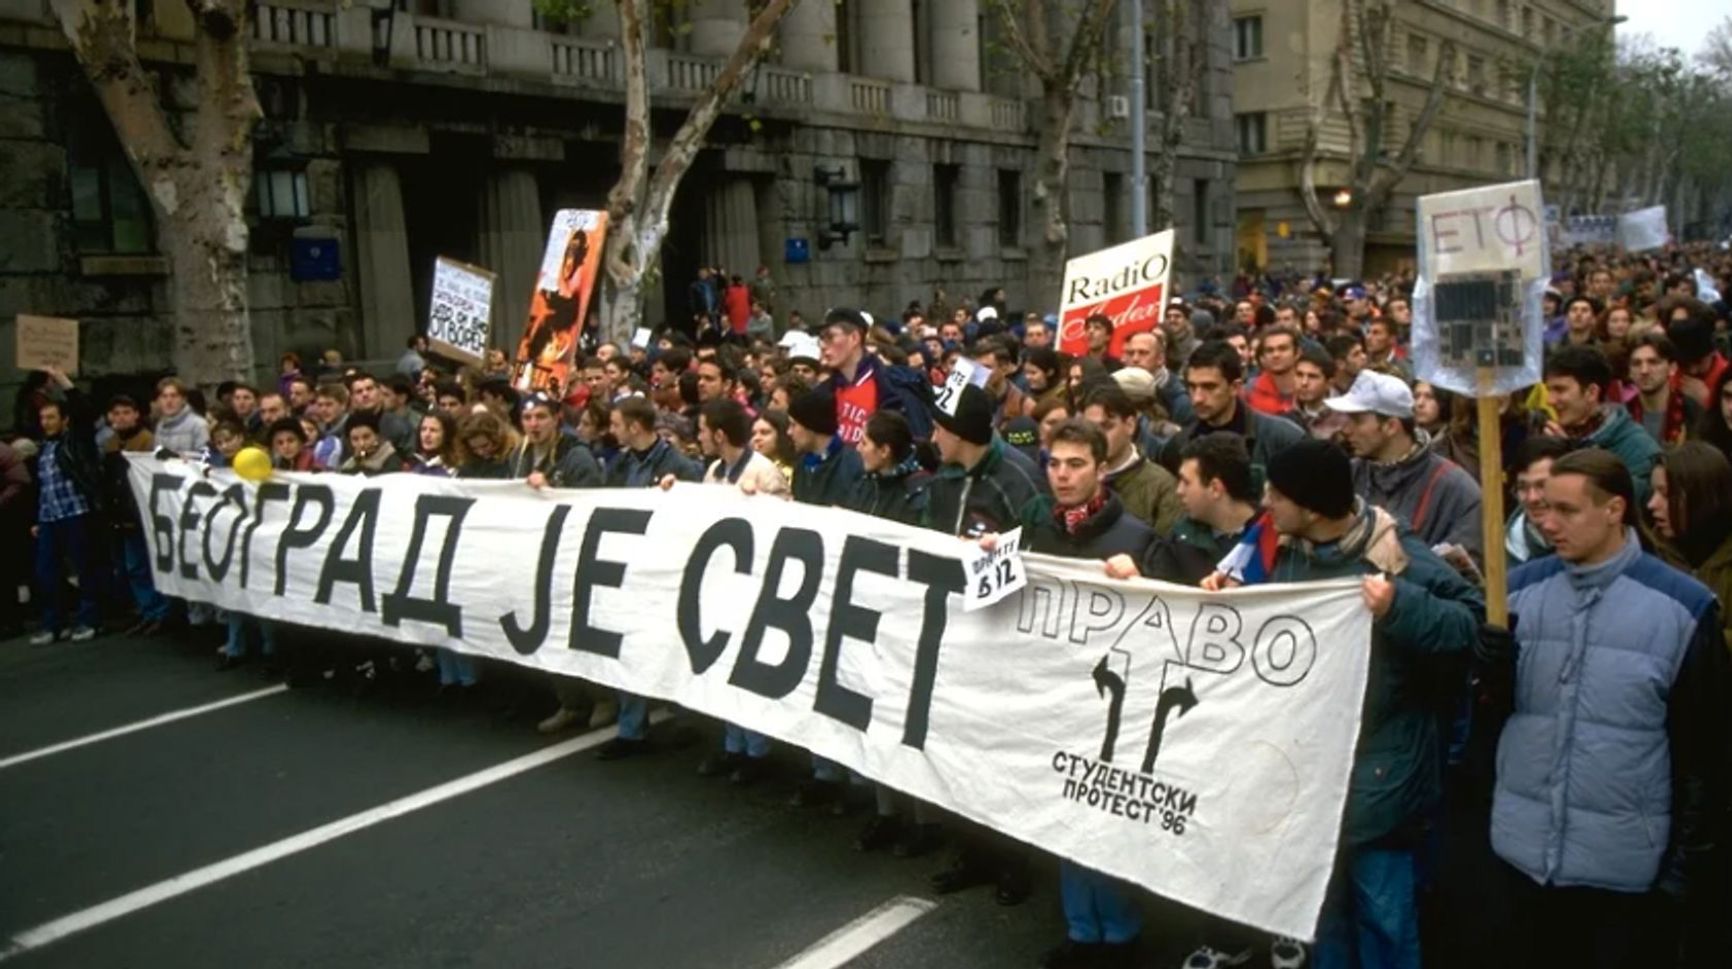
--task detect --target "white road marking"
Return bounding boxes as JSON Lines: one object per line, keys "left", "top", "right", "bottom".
{"left": 768, "top": 895, "right": 939, "bottom": 969}
{"left": 0, "top": 715, "right": 665, "bottom": 960}
{"left": 0, "top": 686, "right": 290, "bottom": 771}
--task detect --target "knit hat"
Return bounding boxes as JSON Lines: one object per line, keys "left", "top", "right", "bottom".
{"left": 931, "top": 383, "right": 994, "bottom": 446}
{"left": 787, "top": 388, "right": 838, "bottom": 437}
{"left": 1002, "top": 415, "right": 1041, "bottom": 464}
{"left": 1266, "top": 439, "right": 1355, "bottom": 519}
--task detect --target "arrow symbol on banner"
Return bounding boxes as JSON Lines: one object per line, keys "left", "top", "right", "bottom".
{"left": 1141, "top": 676, "right": 1199, "bottom": 775}
{"left": 1092, "top": 654, "right": 1129, "bottom": 763}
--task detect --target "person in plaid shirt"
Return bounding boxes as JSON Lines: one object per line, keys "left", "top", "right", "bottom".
{"left": 29, "top": 367, "right": 103, "bottom": 645}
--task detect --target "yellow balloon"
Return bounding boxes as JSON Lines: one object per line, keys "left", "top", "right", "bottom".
{"left": 233, "top": 446, "right": 272, "bottom": 482}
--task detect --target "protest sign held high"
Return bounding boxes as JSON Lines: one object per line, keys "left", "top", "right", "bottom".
{"left": 426, "top": 257, "right": 495, "bottom": 367}
{"left": 1058, "top": 230, "right": 1175, "bottom": 358}
{"left": 513, "top": 209, "right": 608, "bottom": 393}
{"left": 128, "top": 455, "right": 1371, "bottom": 941}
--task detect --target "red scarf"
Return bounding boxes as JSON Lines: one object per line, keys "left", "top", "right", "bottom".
{"left": 1054, "top": 491, "right": 1108, "bottom": 536}
{"left": 1628, "top": 385, "right": 1690, "bottom": 445}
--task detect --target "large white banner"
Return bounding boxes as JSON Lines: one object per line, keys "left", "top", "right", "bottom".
{"left": 127, "top": 456, "right": 1371, "bottom": 940}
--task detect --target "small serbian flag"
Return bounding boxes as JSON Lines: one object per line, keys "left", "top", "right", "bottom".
{"left": 1217, "top": 511, "right": 1280, "bottom": 586}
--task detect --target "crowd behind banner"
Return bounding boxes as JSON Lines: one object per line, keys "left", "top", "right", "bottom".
{"left": 6, "top": 242, "right": 1732, "bottom": 969}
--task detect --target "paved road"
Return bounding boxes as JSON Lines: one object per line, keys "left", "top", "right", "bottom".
{"left": 0, "top": 628, "right": 1204, "bottom": 969}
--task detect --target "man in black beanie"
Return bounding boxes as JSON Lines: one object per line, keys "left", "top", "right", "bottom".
{"left": 922, "top": 383, "right": 1048, "bottom": 538}
{"left": 787, "top": 387, "right": 863, "bottom": 508}
{"left": 1182, "top": 437, "right": 1485, "bottom": 969}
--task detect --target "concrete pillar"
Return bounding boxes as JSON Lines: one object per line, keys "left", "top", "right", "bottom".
{"left": 476, "top": 169, "right": 546, "bottom": 356}
{"left": 703, "top": 177, "right": 761, "bottom": 281}
{"left": 451, "top": 0, "right": 531, "bottom": 28}
{"left": 686, "top": 0, "right": 747, "bottom": 58}
{"left": 777, "top": 0, "right": 837, "bottom": 73}
{"left": 859, "top": 0, "right": 915, "bottom": 83}
{"left": 350, "top": 163, "right": 416, "bottom": 362}
{"left": 929, "top": 0, "right": 980, "bottom": 91}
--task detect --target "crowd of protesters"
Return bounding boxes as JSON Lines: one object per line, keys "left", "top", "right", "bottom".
{"left": 5, "top": 240, "right": 1732, "bottom": 969}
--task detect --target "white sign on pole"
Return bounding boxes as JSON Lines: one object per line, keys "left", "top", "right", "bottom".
{"left": 427, "top": 257, "right": 496, "bottom": 366}
{"left": 1412, "top": 180, "right": 1550, "bottom": 398}
{"left": 1058, "top": 230, "right": 1176, "bottom": 358}
{"left": 1617, "top": 206, "right": 1670, "bottom": 253}
{"left": 126, "top": 456, "right": 1374, "bottom": 941}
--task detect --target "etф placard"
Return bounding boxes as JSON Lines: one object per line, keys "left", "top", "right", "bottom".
{"left": 1417, "top": 180, "right": 1545, "bottom": 281}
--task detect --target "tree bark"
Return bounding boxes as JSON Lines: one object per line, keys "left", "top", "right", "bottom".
{"left": 53, "top": 0, "right": 260, "bottom": 388}
{"left": 598, "top": 0, "right": 796, "bottom": 346}
{"left": 1329, "top": 209, "right": 1368, "bottom": 280}
{"left": 1029, "top": 86, "right": 1076, "bottom": 299}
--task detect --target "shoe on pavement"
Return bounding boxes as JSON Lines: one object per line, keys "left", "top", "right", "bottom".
{"left": 122, "top": 618, "right": 150, "bottom": 636}
{"left": 1182, "top": 946, "right": 1253, "bottom": 969}
{"left": 587, "top": 698, "right": 619, "bottom": 728}
{"left": 855, "top": 814, "right": 901, "bottom": 853}
{"left": 537, "top": 706, "right": 581, "bottom": 735}
{"left": 1039, "top": 939, "right": 1103, "bottom": 969}
{"left": 892, "top": 822, "right": 943, "bottom": 859}
{"left": 929, "top": 857, "right": 993, "bottom": 895}
{"left": 697, "top": 752, "right": 744, "bottom": 778}
{"left": 994, "top": 867, "right": 1031, "bottom": 906}
{"left": 728, "top": 756, "right": 770, "bottom": 786}
{"left": 789, "top": 778, "right": 842, "bottom": 809}
{"left": 28, "top": 630, "right": 59, "bottom": 646}
{"left": 595, "top": 737, "right": 650, "bottom": 761}
{"left": 1269, "top": 937, "right": 1307, "bottom": 969}
{"left": 66, "top": 626, "right": 97, "bottom": 643}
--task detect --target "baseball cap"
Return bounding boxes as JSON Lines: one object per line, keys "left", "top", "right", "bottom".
{"left": 1342, "top": 284, "right": 1368, "bottom": 301}
{"left": 976, "top": 306, "right": 999, "bottom": 322}
{"left": 1324, "top": 370, "right": 1414, "bottom": 419}
{"left": 1111, "top": 366, "right": 1157, "bottom": 402}
{"left": 823, "top": 308, "right": 870, "bottom": 333}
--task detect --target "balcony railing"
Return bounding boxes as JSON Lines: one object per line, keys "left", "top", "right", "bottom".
{"left": 666, "top": 53, "right": 721, "bottom": 93}
{"left": 989, "top": 96, "right": 1025, "bottom": 132}
{"left": 850, "top": 77, "right": 891, "bottom": 115}
{"left": 926, "top": 90, "right": 959, "bottom": 123}
{"left": 759, "top": 66, "right": 813, "bottom": 106}
{"left": 252, "top": 1, "right": 335, "bottom": 49}
{"left": 551, "top": 36, "right": 616, "bottom": 84}
{"left": 414, "top": 18, "right": 486, "bottom": 73}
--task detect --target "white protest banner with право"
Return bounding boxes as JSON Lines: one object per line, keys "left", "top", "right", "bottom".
{"left": 1057, "top": 230, "right": 1176, "bottom": 359}
{"left": 126, "top": 456, "right": 1372, "bottom": 940}
{"left": 427, "top": 257, "right": 496, "bottom": 367}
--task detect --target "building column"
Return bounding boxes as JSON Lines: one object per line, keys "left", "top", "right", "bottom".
{"left": 350, "top": 162, "right": 416, "bottom": 362}
{"left": 687, "top": 0, "right": 746, "bottom": 58}
{"left": 450, "top": 1, "right": 530, "bottom": 28}
{"left": 858, "top": 0, "right": 915, "bottom": 83}
{"left": 476, "top": 169, "right": 545, "bottom": 357}
{"left": 703, "top": 177, "right": 761, "bottom": 281}
{"left": 778, "top": 0, "right": 837, "bottom": 73}
{"left": 928, "top": 0, "right": 980, "bottom": 91}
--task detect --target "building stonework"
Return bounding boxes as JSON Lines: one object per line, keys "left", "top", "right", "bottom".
{"left": 0, "top": 0, "right": 1234, "bottom": 407}
{"left": 1229, "top": 0, "right": 1617, "bottom": 276}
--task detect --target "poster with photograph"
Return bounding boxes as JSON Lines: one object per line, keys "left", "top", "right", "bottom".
{"left": 513, "top": 209, "right": 609, "bottom": 392}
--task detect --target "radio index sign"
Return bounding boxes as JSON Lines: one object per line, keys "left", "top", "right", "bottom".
{"left": 1058, "top": 229, "right": 1176, "bottom": 359}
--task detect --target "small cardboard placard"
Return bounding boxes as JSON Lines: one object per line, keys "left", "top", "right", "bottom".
{"left": 427, "top": 256, "right": 496, "bottom": 367}
{"left": 15, "top": 314, "right": 79, "bottom": 374}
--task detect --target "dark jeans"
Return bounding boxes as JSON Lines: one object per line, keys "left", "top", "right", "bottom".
{"left": 1489, "top": 859, "right": 1677, "bottom": 969}
{"left": 113, "top": 530, "right": 169, "bottom": 622}
{"left": 35, "top": 513, "right": 100, "bottom": 632}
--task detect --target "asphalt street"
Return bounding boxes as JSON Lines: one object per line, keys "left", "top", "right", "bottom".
{"left": 0, "top": 626, "right": 1210, "bottom": 969}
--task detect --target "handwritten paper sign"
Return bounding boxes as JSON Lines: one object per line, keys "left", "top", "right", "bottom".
{"left": 15, "top": 314, "right": 79, "bottom": 374}
{"left": 935, "top": 357, "right": 986, "bottom": 416}
{"left": 1419, "top": 180, "right": 1545, "bottom": 279}
{"left": 963, "top": 527, "right": 1027, "bottom": 612}
{"left": 427, "top": 257, "right": 496, "bottom": 367}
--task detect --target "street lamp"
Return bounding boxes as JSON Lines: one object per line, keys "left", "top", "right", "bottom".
{"left": 368, "top": 0, "right": 397, "bottom": 68}
{"left": 1525, "top": 14, "right": 1626, "bottom": 181}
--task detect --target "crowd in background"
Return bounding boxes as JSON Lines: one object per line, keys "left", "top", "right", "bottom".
{"left": 4, "top": 240, "right": 1732, "bottom": 969}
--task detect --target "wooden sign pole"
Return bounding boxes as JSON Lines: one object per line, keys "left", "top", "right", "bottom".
{"left": 1476, "top": 368, "right": 1509, "bottom": 628}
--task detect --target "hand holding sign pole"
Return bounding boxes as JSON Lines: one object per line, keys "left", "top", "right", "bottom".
{"left": 1412, "top": 179, "right": 1549, "bottom": 628}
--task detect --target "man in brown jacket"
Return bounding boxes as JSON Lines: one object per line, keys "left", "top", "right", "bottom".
{"left": 102, "top": 395, "right": 169, "bottom": 636}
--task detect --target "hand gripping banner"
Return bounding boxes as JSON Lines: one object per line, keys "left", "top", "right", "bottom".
{"left": 128, "top": 456, "right": 1372, "bottom": 939}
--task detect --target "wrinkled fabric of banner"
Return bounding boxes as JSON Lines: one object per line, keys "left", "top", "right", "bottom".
{"left": 128, "top": 455, "right": 1371, "bottom": 939}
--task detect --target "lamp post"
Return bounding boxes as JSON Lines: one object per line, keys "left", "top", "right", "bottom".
{"left": 1525, "top": 14, "right": 1626, "bottom": 181}
{"left": 1130, "top": 0, "right": 1147, "bottom": 238}
{"left": 368, "top": 0, "right": 398, "bottom": 68}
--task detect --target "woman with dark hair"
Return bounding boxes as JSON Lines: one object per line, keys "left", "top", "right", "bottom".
{"left": 410, "top": 411, "right": 458, "bottom": 476}
{"left": 1022, "top": 346, "right": 1067, "bottom": 414}
{"left": 1413, "top": 381, "right": 1453, "bottom": 439}
{"left": 1696, "top": 366, "right": 1732, "bottom": 466}
{"left": 749, "top": 409, "right": 796, "bottom": 483}
{"left": 1648, "top": 442, "right": 1732, "bottom": 652}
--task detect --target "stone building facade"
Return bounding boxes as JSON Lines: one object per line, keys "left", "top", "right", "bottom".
{"left": 1229, "top": 0, "right": 1619, "bottom": 276}
{"left": 0, "top": 0, "right": 1235, "bottom": 409}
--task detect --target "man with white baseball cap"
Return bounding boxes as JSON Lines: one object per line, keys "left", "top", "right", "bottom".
{"left": 1327, "top": 370, "right": 1483, "bottom": 562}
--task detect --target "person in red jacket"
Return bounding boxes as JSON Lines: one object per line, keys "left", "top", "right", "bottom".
{"left": 723, "top": 273, "right": 751, "bottom": 340}
{"left": 1245, "top": 324, "right": 1300, "bottom": 416}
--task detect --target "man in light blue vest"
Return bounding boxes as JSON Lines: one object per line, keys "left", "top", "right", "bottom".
{"left": 1492, "top": 447, "right": 1729, "bottom": 968}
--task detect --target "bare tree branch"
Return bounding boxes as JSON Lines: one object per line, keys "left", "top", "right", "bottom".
{"left": 604, "top": 0, "right": 649, "bottom": 287}
{"left": 988, "top": 0, "right": 1057, "bottom": 83}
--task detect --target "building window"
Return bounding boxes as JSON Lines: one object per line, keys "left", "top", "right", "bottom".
{"left": 860, "top": 158, "right": 890, "bottom": 245}
{"left": 1407, "top": 34, "right": 1427, "bottom": 74}
{"left": 1232, "top": 16, "right": 1263, "bottom": 61}
{"left": 1103, "top": 172, "right": 1125, "bottom": 245}
{"left": 1495, "top": 141, "right": 1512, "bottom": 175}
{"left": 1467, "top": 54, "right": 1486, "bottom": 96}
{"left": 255, "top": 168, "right": 310, "bottom": 220}
{"left": 1496, "top": 0, "right": 1511, "bottom": 30}
{"left": 1193, "top": 179, "right": 1210, "bottom": 247}
{"left": 934, "top": 163, "right": 960, "bottom": 249}
{"left": 1521, "top": 7, "right": 1533, "bottom": 38}
{"left": 997, "top": 169, "right": 1021, "bottom": 249}
{"left": 1235, "top": 112, "right": 1268, "bottom": 155}
{"left": 68, "top": 117, "right": 153, "bottom": 254}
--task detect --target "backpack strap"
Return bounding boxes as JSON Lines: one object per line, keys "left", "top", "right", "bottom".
{"left": 1410, "top": 461, "right": 1453, "bottom": 534}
